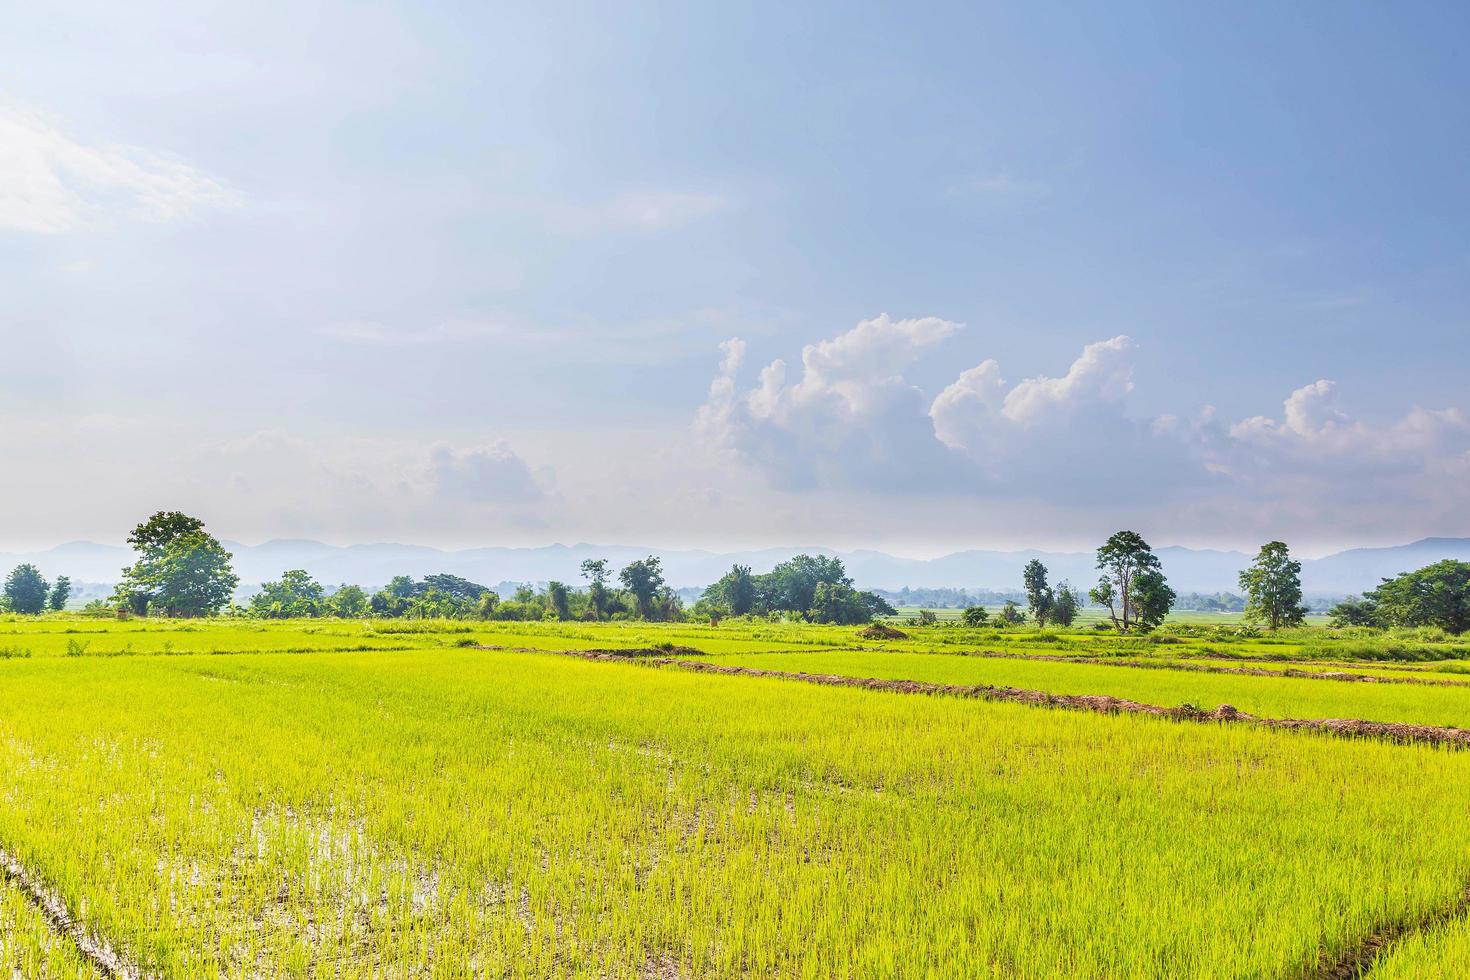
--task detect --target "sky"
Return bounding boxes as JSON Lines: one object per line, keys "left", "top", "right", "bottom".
{"left": 1, "top": 1, "right": 1467, "bottom": 556}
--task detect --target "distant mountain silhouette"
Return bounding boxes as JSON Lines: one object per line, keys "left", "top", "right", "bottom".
{"left": 4, "top": 536, "right": 1469, "bottom": 598}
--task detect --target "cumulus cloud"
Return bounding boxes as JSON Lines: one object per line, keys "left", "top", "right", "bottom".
{"left": 1000, "top": 336, "right": 1135, "bottom": 425}
{"left": 699, "top": 318, "right": 1202, "bottom": 500}
{"left": 1227, "top": 380, "right": 1470, "bottom": 477}
{"left": 697, "top": 314, "right": 965, "bottom": 490}
{"left": 697, "top": 314, "right": 1470, "bottom": 529}
{"left": 0, "top": 100, "right": 237, "bottom": 233}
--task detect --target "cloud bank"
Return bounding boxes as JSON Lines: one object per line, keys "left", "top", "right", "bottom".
{"left": 698, "top": 315, "right": 1470, "bottom": 514}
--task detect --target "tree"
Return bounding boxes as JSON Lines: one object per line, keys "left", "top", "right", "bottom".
{"left": 421, "top": 574, "right": 490, "bottom": 602}
{"left": 114, "top": 512, "right": 238, "bottom": 617}
{"left": 808, "top": 582, "right": 872, "bottom": 625}
{"left": 142, "top": 533, "right": 240, "bottom": 617}
{"left": 1239, "top": 541, "right": 1307, "bottom": 630}
{"left": 4, "top": 564, "right": 49, "bottom": 614}
{"left": 48, "top": 575, "right": 72, "bottom": 612}
{"left": 1363, "top": 560, "right": 1470, "bottom": 634}
{"left": 546, "top": 581, "right": 571, "bottom": 620}
{"left": 1088, "top": 577, "right": 1117, "bottom": 626}
{"left": 1051, "top": 582, "right": 1081, "bottom": 627}
{"left": 1328, "top": 596, "right": 1377, "bottom": 628}
{"left": 250, "top": 569, "right": 326, "bottom": 618}
{"left": 997, "top": 601, "right": 1025, "bottom": 625}
{"left": 327, "top": 584, "right": 369, "bottom": 618}
{"left": 580, "top": 559, "right": 611, "bottom": 619}
{"left": 763, "top": 555, "right": 849, "bottom": 615}
{"left": 371, "top": 576, "right": 420, "bottom": 617}
{"left": 1130, "top": 567, "right": 1176, "bottom": 631}
{"left": 619, "top": 556, "right": 666, "bottom": 618}
{"left": 1094, "top": 531, "right": 1171, "bottom": 631}
{"left": 861, "top": 591, "right": 897, "bottom": 619}
{"left": 705, "top": 564, "right": 757, "bottom": 616}
{"left": 1022, "top": 559, "right": 1055, "bottom": 628}
{"left": 962, "top": 605, "right": 989, "bottom": 627}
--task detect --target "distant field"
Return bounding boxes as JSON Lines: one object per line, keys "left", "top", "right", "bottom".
{"left": 3, "top": 614, "right": 1470, "bottom": 977}
{"left": 888, "top": 604, "right": 1332, "bottom": 626}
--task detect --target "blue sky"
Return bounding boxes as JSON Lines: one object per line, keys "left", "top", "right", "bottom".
{"left": 1, "top": 1, "right": 1467, "bottom": 554}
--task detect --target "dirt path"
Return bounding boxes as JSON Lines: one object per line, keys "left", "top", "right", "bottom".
{"left": 0, "top": 843, "right": 144, "bottom": 979}
{"left": 937, "top": 649, "right": 1470, "bottom": 687}
{"left": 510, "top": 646, "right": 1470, "bottom": 749}
{"left": 1307, "top": 881, "right": 1470, "bottom": 979}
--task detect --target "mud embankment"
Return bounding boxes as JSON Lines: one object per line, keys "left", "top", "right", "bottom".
{"left": 516, "top": 647, "right": 1470, "bottom": 749}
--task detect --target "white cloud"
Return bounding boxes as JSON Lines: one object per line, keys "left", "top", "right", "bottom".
{"left": 1000, "top": 335, "right": 1135, "bottom": 425}
{"left": 0, "top": 100, "right": 237, "bottom": 233}
{"left": 701, "top": 320, "right": 1198, "bottom": 499}
{"left": 1228, "top": 380, "right": 1470, "bottom": 474}
{"left": 697, "top": 314, "right": 964, "bottom": 490}
{"left": 929, "top": 360, "right": 1006, "bottom": 451}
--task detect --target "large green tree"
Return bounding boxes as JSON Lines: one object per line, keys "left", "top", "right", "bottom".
{"left": 1050, "top": 582, "right": 1081, "bottom": 627}
{"left": 580, "top": 559, "right": 612, "bottom": 619}
{"left": 250, "top": 569, "right": 326, "bottom": 618}
{"left": 1239, "top": 541, "right": 1307, "bottom": 630}
{"left": 114, "top": 512, "right": 239, "bottom": 617}
{"left": 4, "top": 564, "right": 50, "bottom": 614}
{"left": 619, "top": 556, "right": 666, "bottom": 618}
{"left": 1092, "top": 531, "right": 1173, "bottom": 631}
{"left": 48, "top": 575, "right": 71, "bottom": 612}
{"left": 705, "top": 564, "right": 758, "bottom": 616}
{"left": 808, "top": 582, "right": 879, "bottom": 625}
{"left": 327, "top": 584, "right": 369, "bottom": 618}
{"left": 1363, "top": 560, "right": 1470, "bottom": 634}
{"left": 762, "top": 555, "right": 849, "bottom": 614}
{"left": 1022, "top": 559, "right": 1055, "bottom": 627}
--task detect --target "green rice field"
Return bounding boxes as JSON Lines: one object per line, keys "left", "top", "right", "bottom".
{"left": 4, "top": 614, "right": 1470, "bottom": 977}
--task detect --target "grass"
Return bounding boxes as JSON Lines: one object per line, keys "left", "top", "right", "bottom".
{"left": 3, "top": 615, "right": 1470, "bottom": 975}
{"left": 0, "top": 878, "right": 103, "bottom": 978}
{"left": 688, "top": 648, "right": 1470, "bottom": 728}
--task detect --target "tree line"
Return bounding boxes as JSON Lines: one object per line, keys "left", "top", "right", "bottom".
{"left": 5, "top": 512, "right": 1470, "bottom": 634}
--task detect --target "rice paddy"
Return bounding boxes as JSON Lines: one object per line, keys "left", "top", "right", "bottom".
{"left": 3, "top": 615, "right": 1470, "bottom": 977}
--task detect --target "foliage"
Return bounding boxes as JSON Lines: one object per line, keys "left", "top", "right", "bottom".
{"left": 3, "top": 564, "right": 49, "bottom": 614}
{"left": 113, "top": 512, "right": 239, "bottom": 617}
{"left": 1093, "top": 531, "right": 1174, "bottom": 632}
{"left": 250, "top": 569, "right": 327, "bottom": 618}
{"left": 1050, "top": 582, "right": 1081, "bottom": 627}
{"left": 1328, "top": 596, "right": 1377, "bottom": 628}
{"left": 327, "top": 584, "right": 370, "bottom": 618}
{"left": 997, "top": 601, "right": 1025, "bottom": 625}
{"left": 1239, "top": 541, "right": 1307, "bottom": 630}
{"left": 807, "top": 582, "right": 871, "bottom": 625}
{"left": 1362, "top": 560, "right": 1470, "bottom": 634}
{"left": 706, "top": 565, "right": 758, "bottom": 616}
{"left": 619, "top": 556, "right": 666, "bottom": 619}
{"left": 961, "top": 605, "right": 989, "bottom": 627}
{"left": 1022, "top": 559, "right": 1054, "bottom": 627}
{"left": 48, "top": 575, "right": 72, "bottom": 612}
{"left": 580, "top": 559, "right": 612, "bottom": 619}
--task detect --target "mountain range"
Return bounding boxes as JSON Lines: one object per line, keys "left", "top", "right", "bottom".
{"left": 4, "top": 537, "right": 1470, "bottom": 598}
